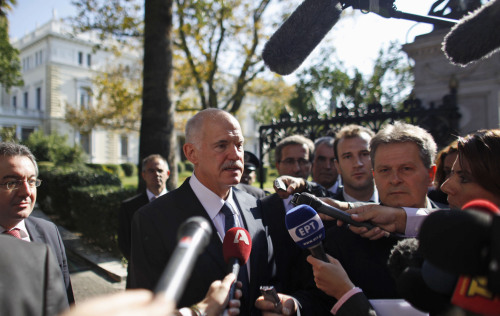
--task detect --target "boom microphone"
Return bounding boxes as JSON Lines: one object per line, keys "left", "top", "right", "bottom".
{"left": 154, "top": 216, "right": 212, "bottom": 304}
{"left": 262, "top": 0, "right": 342, "bottom": 75}
{"left": 223, "top": 227, "right": 252, "bottom": 301}
{"left": 285, "top": 204, "right": 329, "bottom": 262}
{"left": 442, "top": 0, "right": 500, "bottom": 66}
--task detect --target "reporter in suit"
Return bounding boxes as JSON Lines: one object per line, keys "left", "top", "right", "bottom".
{"left": 129, "top": 109, "right": 275, "bottom": 315}
{"left": 0, "top": 142, "right": 74, "bottom": 304}
{"left": 0, "top": 235, "right": 68, "bottom": 316}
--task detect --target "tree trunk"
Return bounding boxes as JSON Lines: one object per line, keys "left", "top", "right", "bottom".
{"left": 139, "top": 0, "right": 177, "bottom": 191}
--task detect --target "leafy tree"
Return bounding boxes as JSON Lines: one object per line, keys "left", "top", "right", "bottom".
{"left": 65, "top": 64, "right": 142, "bottom": 133}
{"left": 0, "top": 125, "right": 17, "bottom": 142}
{"left": 288, "top": 41, "right": 413, "bottom": 116}
{"left": 22, "top": 131, "right": 87, "bottom": 165}
{"left": 0, "top": 0, "right": 23, "bottom": 91}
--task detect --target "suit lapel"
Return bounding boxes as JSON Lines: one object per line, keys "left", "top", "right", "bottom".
{"left": 25, "top": 217, "right": 46, "bottom": 243}
{"left": 176, "top": 181, "right": 226, "bottom": 272}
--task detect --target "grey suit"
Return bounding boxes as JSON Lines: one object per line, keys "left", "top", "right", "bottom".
{"left": 25, "top": 216, "right": 75, "bottom": 304}
{"left": 0, "top": 235, "right": 68, "bottom": 316}
{"left": 129, "top": 178, "right": 275, "bottom": 315}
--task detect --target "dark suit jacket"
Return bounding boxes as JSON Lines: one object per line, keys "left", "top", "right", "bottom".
{"left": 236, "top": 183, "right": 267, "bottom": 199}
{"left": 129, "top": 178, "right": 275, "bottom": 315}
{"left": 0, "top": 235, "right": 68, "bottom": 316}
{"left": 118, "top": 191, "right": 150, "bottom": 261}
{"left": 25, "top": 216, "right": 75, "bottom": 304}
{"left": 261, "top": 193, "right": 312, "bottom": 294}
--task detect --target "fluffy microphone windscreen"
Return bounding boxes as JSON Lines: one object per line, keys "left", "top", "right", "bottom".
{"left": 419, "top": 209, "right": 492, "bottom": 274}
{"left": 397, "top": 267, "right": 452, "bottom": 314}
{"left": 387, "top": 238, "right": 423, "bottom": 281}
{"left": 462, "top": 199, "right": 500, "bottom": 215}
{"left": 285, "top": 204, "right": 325, "bottom": 249}
{"left": 222, "top": 227, "right": 252, "bottom": 265}
{"left": 262, "top": 0, "right": 342, "bottom": 75}
{"left": 442, "top": 0, "right": 500, "bottom": 66}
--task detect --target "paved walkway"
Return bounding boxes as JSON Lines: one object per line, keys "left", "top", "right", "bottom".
{"left": 32, "top": 208, "right": 127, "bottom": 302}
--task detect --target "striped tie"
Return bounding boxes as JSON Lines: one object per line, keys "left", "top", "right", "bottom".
{"left": 3, "top": 228, "right": 22, "bottom": 239}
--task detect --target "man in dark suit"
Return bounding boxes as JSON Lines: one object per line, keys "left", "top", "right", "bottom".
{"left": 261, "top": 135, "right": 315, "bottom": 292}
{"left": 0, "top": 142, "right": 74, "bottom": 304}
{"left": 129, "top": 109, "right": 274, "bottom": 315}
{"left": 0, "top": 234, "right": 68, "bottom": 316}
{"left": 259, "top": 122, "right": 441, "bottom": 315}
{"left": 118, "top": 154, "right": 169, "bottom": 287}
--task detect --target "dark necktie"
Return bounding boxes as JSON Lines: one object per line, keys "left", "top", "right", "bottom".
{"left": 220, "top": 202, "right": 236, "bottom": 232}
{"left": 3, "top": 228, "right": 22, "bottom": 239}
{"left": 219, "top": 202, "right": 250, "bottom": 302}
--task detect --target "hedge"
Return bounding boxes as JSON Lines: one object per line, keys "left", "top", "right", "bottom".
{"left": 69, "top": 185, "right": 137, "bottom": 252}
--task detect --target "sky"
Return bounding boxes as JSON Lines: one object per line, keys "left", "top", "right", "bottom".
{"left": 7, "top": 0, "right": 442, "bottom": 76}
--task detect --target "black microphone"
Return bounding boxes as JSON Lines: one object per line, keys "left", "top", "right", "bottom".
{"left": 442, "top": 0, "right": 500, "bottom": 66}
{"left": 292, "top": 192, "right": 377, "bottom": 231}
{"left": 262, "top": 0, "right": 342, "bottom": 75}
{"left": 154, "top": 216, "right": 212, "bottom": 303}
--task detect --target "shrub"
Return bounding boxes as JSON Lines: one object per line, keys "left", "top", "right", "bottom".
{"left": 22, "top": 131, "right": 86, "bottom": 165}
{"left": 38, "top": 164, "right": 121, "bottom": 226}
{"left": 103, "top": 164, "right": 124, "bottom": 177}
{"left": 121, "top": 163, "right": 136, "bottom": 177}
{"left": 184, "top": 161, "right": 194, "bottom": 172}
{"left": 69, "top": 185, "right": 137, "bottom": 252}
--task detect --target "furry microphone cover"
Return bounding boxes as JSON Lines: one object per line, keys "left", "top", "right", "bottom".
{"left": 442, "top": 0, "right": 500, "bottom": 66}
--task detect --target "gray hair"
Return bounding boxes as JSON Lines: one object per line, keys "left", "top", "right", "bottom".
{"left": 0, "top": 142, "right": 38, "bottom": 175}
{"left": 369, "top": 121, "right": 437, "bottom": 168}
{"left": 312, "top": 136, "right": 335, "bottom": 160}
{"left": 141, "top": 154, "right": 168, "bottom": 171}
{"left": 185, "top": 108, "right": 237, "bottom": 149}
{"left": 275, "top": 135, "right": 314, "bottom": 163}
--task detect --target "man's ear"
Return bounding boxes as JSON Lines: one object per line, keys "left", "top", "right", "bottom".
{"left": 183, "top": 143, "right": 198, "bottom": 165}
{"left": 428, "top": 165, "right": 437, "bottom": 185}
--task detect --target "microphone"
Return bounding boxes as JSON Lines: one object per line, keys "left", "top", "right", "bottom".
{"left": 223, "top": 227, "right": 252, "bottom": 301}
{"left": 442, "top": 0, "right": 500, "bottom": 66}
{"left": 396, "top": 267, "right": 452, "bottom": 314}
{"left": 419, "top": 200, "right": 499, "bottom": 275}
{"left": 291, "top": 192, "right": 377, "bottom": 231}
{"left": 261, "top": 0, "right": 342, "bottom": 75}
{"left": 387, "top": 238, "right": 453, "bottom": 314}
{"left": 154, "top": 216, "right": 212, "bottom": 304}
{"left": 285, "top": 204, "right": 329, "bottom": 262}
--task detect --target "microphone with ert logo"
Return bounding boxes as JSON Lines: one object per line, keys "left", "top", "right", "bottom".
{"left": 285, "top": 204, "right": 329, "bottom": 262}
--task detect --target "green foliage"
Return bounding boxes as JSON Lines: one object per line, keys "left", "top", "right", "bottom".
{"left": 120, "top": 162, "right": 136, "bottom": 177}
{"left": 0, "top": 125, "right": 17, "bottom": 142}
{"left": 69, "top": 185, "right": 136, "bottom": 252}
{"left": 0, "top": 14, "right": 23, "bottom": 91}
{"left": 37, "top": 164, "right": 121, "bottom": 225}
{"left": 22, "top": 131, "right": 86, "bottom": 165}
{"left": 289, "top": 42, "right": 414, "bottom": 115}
{"left": 184, "top": 161, "right": 194, "bottom": 172}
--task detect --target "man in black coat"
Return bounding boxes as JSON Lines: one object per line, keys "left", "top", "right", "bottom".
{"left": 0, "top": 142, "right": 74, "bottom": 304}
{"left": 118, "top": 154, "right": 169, "bottom": 287}
{"left": 129, "top": 109, "right": 275, "bottom": 315}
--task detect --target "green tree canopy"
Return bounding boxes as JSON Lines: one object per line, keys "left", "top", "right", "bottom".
{"left": 0, "top": 0, "right": 23, "bottom": 91}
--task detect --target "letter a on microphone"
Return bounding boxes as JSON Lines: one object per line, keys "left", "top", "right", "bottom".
{"left": 234, "top": 229, "right": 250, "bottom": 245}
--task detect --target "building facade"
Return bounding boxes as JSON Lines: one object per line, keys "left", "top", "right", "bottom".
{"left": 0, "top": 15, "right": 140, "bottom": 164}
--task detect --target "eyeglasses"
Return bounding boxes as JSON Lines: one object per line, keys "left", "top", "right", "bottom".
{"left": 0, "top": 179, "right": 42, "bottom": 190}
{"left": 279, "top": 158, "right": 311, "bottom": 166}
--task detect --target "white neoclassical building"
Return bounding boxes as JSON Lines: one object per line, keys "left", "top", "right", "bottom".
{"left": 0, "top": 14, "right": 141, "bottom": 164}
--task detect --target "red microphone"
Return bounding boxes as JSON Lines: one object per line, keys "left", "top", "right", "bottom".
{"left": 451, "top": 199, "right": 500, "bottom": 314}
{"left": 223, "top": 227, "right": 252, "bottom": 300}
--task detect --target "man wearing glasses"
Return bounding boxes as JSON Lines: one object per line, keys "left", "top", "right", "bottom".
{"left": 261, "top": 134, "right": 315, "bottom": 294}
{"left": 0, "top": 142, "right": 74, "bottom": 304}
